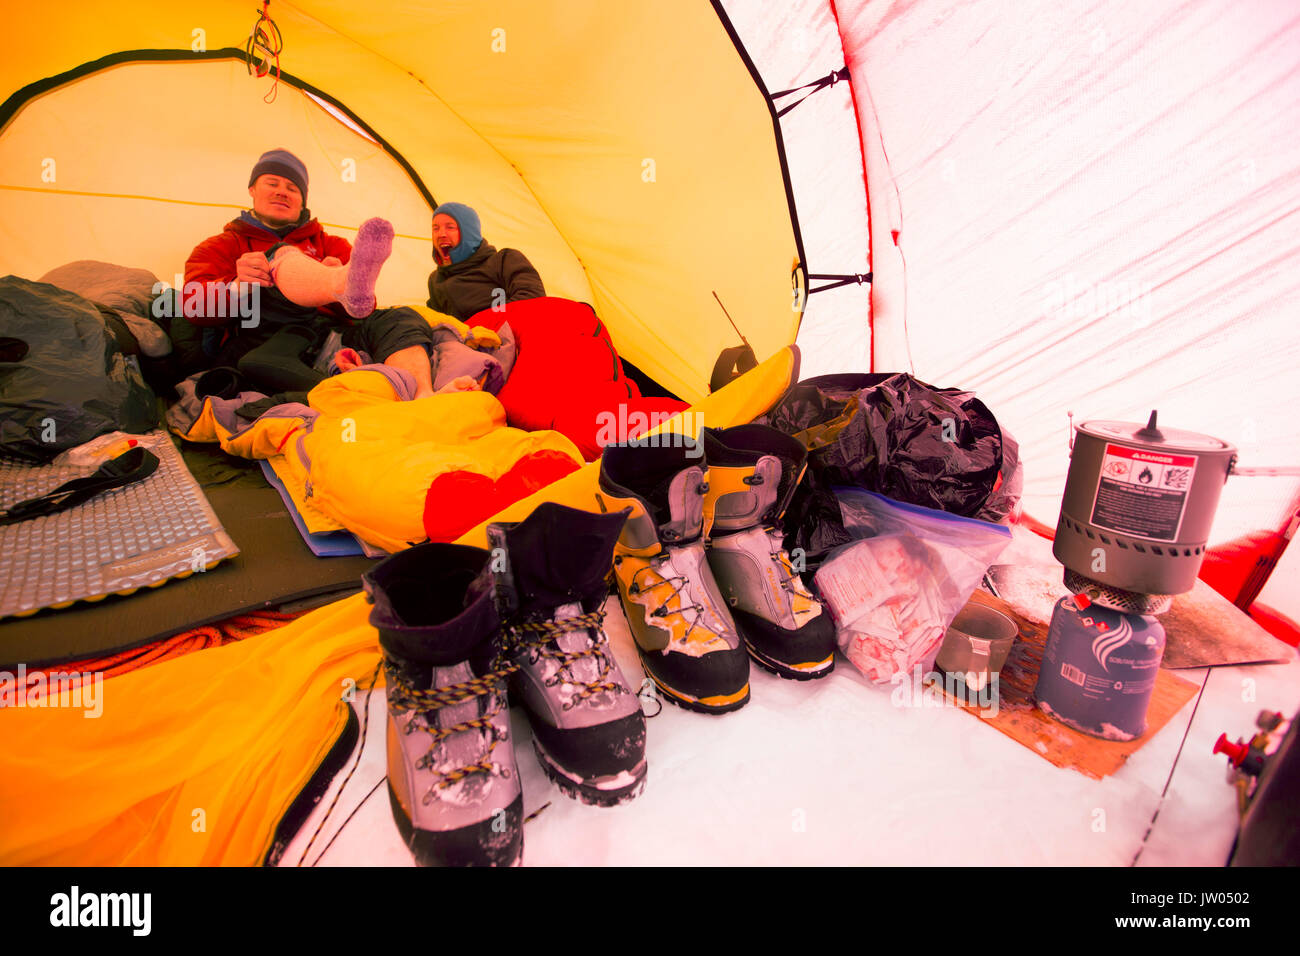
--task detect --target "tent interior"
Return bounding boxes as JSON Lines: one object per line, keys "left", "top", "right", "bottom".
{"left": 0, "top": 0, "right": 1297, "bottom": 866}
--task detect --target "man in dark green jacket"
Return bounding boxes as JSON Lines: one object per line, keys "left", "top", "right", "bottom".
{"left": 426, "top": 202, "right": 545, "bottom": 320}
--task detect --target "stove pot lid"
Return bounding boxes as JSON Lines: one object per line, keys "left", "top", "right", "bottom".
{"left": 1079, "top": 419, "right": 1235, "bottom": 454}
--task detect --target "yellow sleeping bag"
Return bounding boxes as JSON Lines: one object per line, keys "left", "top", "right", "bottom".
{"left": 181, "top": 366, "right": 586, "bottom": 553}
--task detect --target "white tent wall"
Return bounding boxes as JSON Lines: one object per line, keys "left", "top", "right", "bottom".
{"left": 718, "top": 2, "right": 873, "bottom": 379}
{"left": 729, "top": 0, "right": 1300, "bottom": 615}
{"left": 831, "top": 0, "right": 1300, "bottom": 549}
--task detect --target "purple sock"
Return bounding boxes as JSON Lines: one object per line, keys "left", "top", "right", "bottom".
{"left": 341, "top": 217, "right": 394, "bottom": 318}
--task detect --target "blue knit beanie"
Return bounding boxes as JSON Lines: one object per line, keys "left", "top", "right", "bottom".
{"left": 249, "top": 148, "right": 309, "bottom": 201}
{"left": 433, "top": 202, "right": 483, "bottom": 265}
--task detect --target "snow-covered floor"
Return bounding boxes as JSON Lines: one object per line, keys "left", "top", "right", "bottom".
{"left": 278, "top": 594, "right": 1299, "bottom": 867}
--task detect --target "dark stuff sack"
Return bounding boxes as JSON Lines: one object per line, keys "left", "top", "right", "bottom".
{"left": 758, "top": 371, "right": 1015, "bottom": 573}
{"left": 0, "top": 276, "right": 158, "bottom": 462}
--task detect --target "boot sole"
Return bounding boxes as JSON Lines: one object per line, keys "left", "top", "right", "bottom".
{"left": 387, "top": 781, "right": 523, "bottom": 867}
{"left": 643, "top": 670, "right": 751, "bottom": 715}
{"left": 531, "top": 738, "right": 648, "bottom": 807}
{"left": 745, "top": 642, "right": 835, "bottom": 682}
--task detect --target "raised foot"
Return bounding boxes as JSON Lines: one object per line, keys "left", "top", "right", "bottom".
{"left": 341, "top": 217, "right": 394, "bottom": 318}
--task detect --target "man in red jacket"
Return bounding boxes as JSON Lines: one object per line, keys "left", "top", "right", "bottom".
{"left": 181, "top": 149, "right": 437, "bottom": 396}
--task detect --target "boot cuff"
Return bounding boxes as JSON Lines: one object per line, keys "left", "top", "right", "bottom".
{"left": 601, "top": 441, "right": 698, "bottom": 499}
{"left": 489, "top": 502, "right": 626, "bottom": 614}
{"left": 705, "top": 424, "right": 808, "bottom": 515}
{"left": 707, "top": 423, "right": 808, "bottom": 466}
{"left": 601, "top": 441, "right": 706, "bottom": 530}
{"left": 364, "top": 543, "right": 500, "bottom": 666}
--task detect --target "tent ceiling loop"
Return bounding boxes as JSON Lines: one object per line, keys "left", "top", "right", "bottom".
{"left": 769, "top": 66, "right": 851, "bottom": 117}
{"left": 244, "top": 0, "right": 285, "bottom": 101}
{"left": 807, "top": 271, "right": 873, "bottom": 295}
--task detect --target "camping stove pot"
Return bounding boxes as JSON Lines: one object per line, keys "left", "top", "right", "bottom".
{"left": 1034, "top": 594, "right": 1166, "bottom": 741}
{"left": 1053, "top": 411, "right": 1236, "bottom": 598}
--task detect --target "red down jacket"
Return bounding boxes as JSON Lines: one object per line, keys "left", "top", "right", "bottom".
{"left": 184, "top": 215, "right": 353, "bottom": 327}
{"left": 470, "top": 297, "right": 689, "bottom": 461}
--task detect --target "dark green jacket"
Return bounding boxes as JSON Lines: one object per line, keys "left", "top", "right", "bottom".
{"left": 426, "top": 241, "right": 545, "bottom": 320}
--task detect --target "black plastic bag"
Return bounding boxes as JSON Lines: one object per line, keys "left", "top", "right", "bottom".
{"left": 0, "top": 276, "right": 158, "bottom": 462}
{"left": 759, "top": 372, "right": 1010, "bottom": 574}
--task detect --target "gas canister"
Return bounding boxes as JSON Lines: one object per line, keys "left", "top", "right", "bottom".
{"left": 1034, "top": 593, "right": 1166, "bottom": 741}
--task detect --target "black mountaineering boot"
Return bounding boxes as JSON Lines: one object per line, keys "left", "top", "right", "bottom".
{"left": 487, "top": 502, "right": 647, "bottom": 806}
{"left": 364, "top": 543, "right": 523, "bottom": 867}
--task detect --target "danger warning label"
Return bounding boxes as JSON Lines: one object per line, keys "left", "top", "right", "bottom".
{"left": 1090, "top": 443, "right": 1197, "bottom": 541}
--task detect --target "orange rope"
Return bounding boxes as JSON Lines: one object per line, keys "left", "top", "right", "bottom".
{"left": 11, "top": 609, "right": 304, "bottom": 692}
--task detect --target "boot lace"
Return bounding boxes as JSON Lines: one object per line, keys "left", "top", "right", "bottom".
{"left": 385, "top": 657, "right": 519, "bottom": 800}
{"left": 626, "top": 553, "right": 726, "bottom": 647}
{"left": 769, "top": 533, "right": 808, "bottom": 597}
{"left": 509, "top": 609, "right": 623, "bottom": 710}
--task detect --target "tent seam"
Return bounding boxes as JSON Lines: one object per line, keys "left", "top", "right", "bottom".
{"left": 828, "top": 0, "right": 877, "bottom": 374}
{"left": 709, "top": 0, "right": 811, "bottom": 339}
{"left": 0, "top": 185, "right": 429, "bottom": 241}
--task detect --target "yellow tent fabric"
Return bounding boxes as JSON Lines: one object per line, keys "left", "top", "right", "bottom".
{"left": 0, "top": 0, "right": 802, "bottom": 403}
{"left": 0, "top": 349, "right": 797, "bottom": 865}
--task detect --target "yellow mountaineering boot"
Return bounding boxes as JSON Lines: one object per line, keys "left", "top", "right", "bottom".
{"left": 597, "top": 437, "right": 751, "bottom": 714}
{"left": 701, "top": 425, "right": 835, "bottom": 680}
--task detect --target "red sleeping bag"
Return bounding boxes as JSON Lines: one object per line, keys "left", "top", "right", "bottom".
{"left": 471, "top": 297, "right": 689, "bottom": 460}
